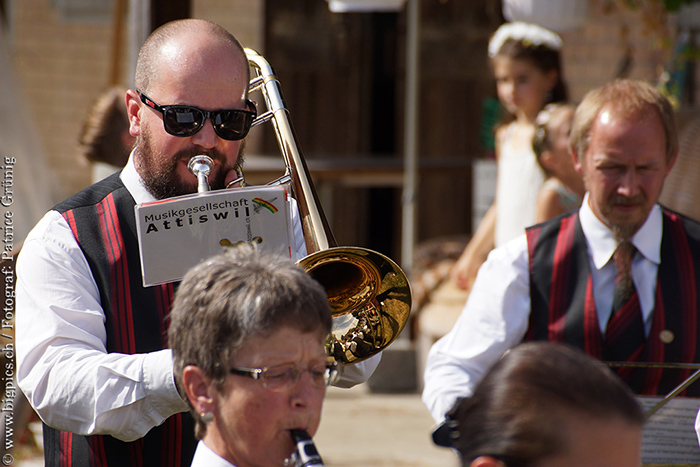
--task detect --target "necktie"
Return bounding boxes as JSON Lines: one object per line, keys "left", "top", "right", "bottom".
{"left": 604, "top": 241, "right": 646, "bottom": 361}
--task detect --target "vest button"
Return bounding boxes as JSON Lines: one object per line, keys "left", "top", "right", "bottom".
{"left": 659, "top": 329, "right": 675, "bottom": 344}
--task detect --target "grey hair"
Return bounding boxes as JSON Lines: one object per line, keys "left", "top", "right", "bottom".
{"left": 168, "top": 244, "right": 331, "bottom": 438}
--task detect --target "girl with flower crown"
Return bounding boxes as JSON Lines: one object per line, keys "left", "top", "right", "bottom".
{"left": 451, "top": 22, "right": 569, "bottom": 291}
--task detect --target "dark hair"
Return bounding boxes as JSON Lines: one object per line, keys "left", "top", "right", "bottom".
{"left": 168, "top": 244, "right": 332, "bottom": 439}
{"left": 78, "top": 87, "right": 131, "bottom": 166}
{"left": 493, "top": 38, "right": 568, "bottom": 105}
{"left": 455, "top": 342, "right": 644, "bottom": 466}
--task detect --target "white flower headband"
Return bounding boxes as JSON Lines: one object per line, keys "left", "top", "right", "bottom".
{"left": 535, "top": 103, "right": 559, "bottom": 127}
{"left": 488, "top": 22, "right": 563, "bottom": 58}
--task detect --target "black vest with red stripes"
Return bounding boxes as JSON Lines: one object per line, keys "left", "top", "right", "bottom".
{"left": 526, "top": 208, "right": 700, "bottom": 397}
{"left": 46, "top": 172, "right": 195, "bottom": 467}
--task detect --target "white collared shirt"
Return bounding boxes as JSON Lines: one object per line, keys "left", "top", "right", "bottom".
{"left": 422, "top": 194, "right": 663, "bottom": 422}
{"left": 579, "top": 193, "right": 661, "bottom": 334}
{"left": 123, "top": 154, "right": 382, "bottom": 386}
{"left": 17, "top": 152, "right": 378, "bottom": 441}
{"left": 17, "top": 155, "right": 189, "bottom": 441}
{"left": 190, "top": 441, "right": 237, "bottom": 467}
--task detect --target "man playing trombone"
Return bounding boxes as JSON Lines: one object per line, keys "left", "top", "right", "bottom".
{"left": 16, "top": 19, "right": 378, "bottom": 467}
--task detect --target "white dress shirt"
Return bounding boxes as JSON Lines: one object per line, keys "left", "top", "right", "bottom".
{"left": 17, "top": 153, "right": 378, "bottom": 441}
{"left": 190, "top": 441, "right": 237, "bottom": 467}
{"left": 422, "top": 194, "right": 663, "bottom": 422}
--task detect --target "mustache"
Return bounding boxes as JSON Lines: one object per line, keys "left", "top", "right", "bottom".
{"left": 176, "top": 149, "right": 227, "bottom": 165}
{"left": 610, "top": 194, "right": 645, "bottom": 205}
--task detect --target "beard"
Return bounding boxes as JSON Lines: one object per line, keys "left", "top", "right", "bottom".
{"left": 611, "top": 223, "right": 638, "bottom": 245}
{"left": 602, "top": 193, "right": 646, "bottom": 242}
{"left": 135, "top": 128, "right": 245, "bottom": 200}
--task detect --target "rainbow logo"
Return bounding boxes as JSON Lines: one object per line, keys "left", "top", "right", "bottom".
{"left": 252, "top": 198, "right": 279, "bottom": 213}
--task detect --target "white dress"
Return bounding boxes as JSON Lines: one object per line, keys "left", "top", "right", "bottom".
{"left": 494, "top": 122, "right": 546, "bottom": 246}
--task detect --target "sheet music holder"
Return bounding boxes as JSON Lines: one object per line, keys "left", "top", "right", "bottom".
{"left": 135, "top": 185, "right": 295, "bottom": 286}
{"left": 605, "top": 362, "right": 700, "bottom": 466}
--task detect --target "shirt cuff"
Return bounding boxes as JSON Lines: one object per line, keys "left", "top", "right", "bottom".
{"left": 143, "top": 349, "right": 189, "bottom": 415}
{"left": 333, "top": 352, "right": 382, "bottom": 388}
{"left": 109, "top": 350, "right": 189, "bottom": 442}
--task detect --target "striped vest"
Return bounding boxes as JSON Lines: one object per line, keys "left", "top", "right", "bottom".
{"left": 46, "top": 172, "right": 195, "bottom": 466}
{"left": 526, "top": 209, "right": 700, "bottom": 397}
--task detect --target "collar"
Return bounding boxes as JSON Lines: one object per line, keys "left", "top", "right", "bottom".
{"left": 192, "top": 441, "right": 237, "bottom": 467}
{"left": 120, "top": 149, "right": 157, "bottom": 205}
{"left": 579, "top": 192, "right": 662, "bottom": 270}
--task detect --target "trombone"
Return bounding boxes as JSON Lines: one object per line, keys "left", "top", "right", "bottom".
{"left": 215, "top": 49, "right": 412, "bottom": 365}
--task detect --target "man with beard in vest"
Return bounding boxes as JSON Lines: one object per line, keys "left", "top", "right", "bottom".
{"left": 423, "top": 79, "right": 700, "bottom": 427}
{"left": 16, "top": 19, "right": 378, "bottom": 467}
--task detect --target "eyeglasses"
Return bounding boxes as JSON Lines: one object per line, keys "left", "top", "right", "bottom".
{"left": 137, "top": 90, "right": 257, "bottom": 141}
{"left": 229, "top": 362, "right": 339, "bottom": 392}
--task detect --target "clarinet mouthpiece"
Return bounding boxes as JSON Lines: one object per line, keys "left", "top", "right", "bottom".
{"left": 290, "top": 429, "right": 324, "bottom": 467}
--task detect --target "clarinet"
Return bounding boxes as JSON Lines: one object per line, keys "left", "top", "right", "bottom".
{"left": 289, "top": 429, "right": 324, "bottom": 467}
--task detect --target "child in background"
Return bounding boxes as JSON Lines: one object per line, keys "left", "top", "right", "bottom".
{"left": 451, "top": 22, "right": 568, "bottom": 291}
{"left": 532, "top": 103, "right": 584, "bottom": 222}
{"left": 78, "top": 87, "right": 135, "bottom": 183}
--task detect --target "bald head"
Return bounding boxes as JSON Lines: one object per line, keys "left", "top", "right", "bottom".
{"left": 127, "top": 19, "right": 252, "bottom": 201}
{"left": 134, "top": 19, "right": 249, "bottom": 95}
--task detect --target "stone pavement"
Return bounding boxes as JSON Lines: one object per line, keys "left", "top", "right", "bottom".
{"left": 14, "top": 383, "right": 459, "bottom": 467}
{"left": 314, "top": 384, "right": 459, "bottom": 467}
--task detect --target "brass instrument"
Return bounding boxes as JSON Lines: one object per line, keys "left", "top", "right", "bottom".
{"left": 188, "top": 155, "right": 214, "bottom": 193}
{"left": 245, "top": 48, "right": 411, "bottom": 365}
{"left": 188, "top": 49, "right": 411, "bottom": 365}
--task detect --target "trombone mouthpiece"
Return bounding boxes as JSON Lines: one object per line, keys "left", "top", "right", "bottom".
{"left": 188, "top": 155, "right": 214, "bottom": 193}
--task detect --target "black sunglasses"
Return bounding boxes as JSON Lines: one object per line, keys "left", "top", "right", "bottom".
{"left": 137, "top": 90, "right": 257, "bottom": 141}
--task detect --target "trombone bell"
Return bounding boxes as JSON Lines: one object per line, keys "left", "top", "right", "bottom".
{"left": 246, "top": 48, "right": 412, "bottom": 366}
{"left": 299, "top": 247, "right": 411, "bottom": 365}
